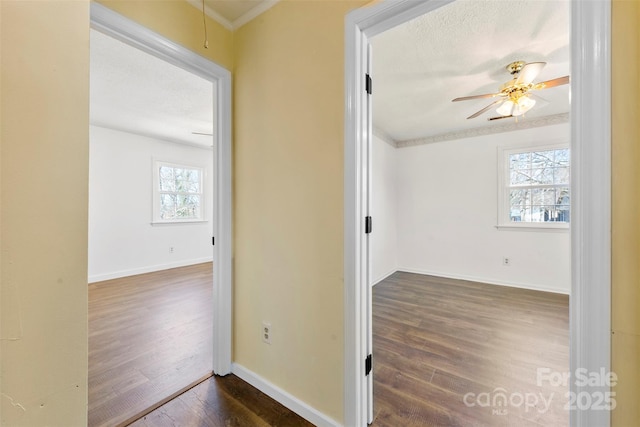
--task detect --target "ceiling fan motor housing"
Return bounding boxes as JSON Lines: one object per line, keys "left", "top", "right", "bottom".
{"left": 500, "top": 80, "right": 533, "bottom": 102}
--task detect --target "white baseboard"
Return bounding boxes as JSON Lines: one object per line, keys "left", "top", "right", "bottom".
{"left": 88, "top": 257, "right": 213, "bottom": 283}
{"left": 231, "top": 363, "right": 341, "bottom": 427}
{"left": 396, "top": 266, "right": 570, "bottom": 295}
{"left": 371, "top": 268, "right": 397, "bottom": 286}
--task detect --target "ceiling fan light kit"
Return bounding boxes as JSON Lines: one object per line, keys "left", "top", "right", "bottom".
{"left": 496, "top": 95, "right": 536, "bottom": 117}
{"left": 452, "top": 60, "right": 569, "bottom": 120}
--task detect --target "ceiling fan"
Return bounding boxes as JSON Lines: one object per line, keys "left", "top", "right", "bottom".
{"left": 452, "top": 61, "right": 569, "bottom": 120}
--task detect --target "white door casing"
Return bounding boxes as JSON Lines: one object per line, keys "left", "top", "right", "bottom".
{"left": 90, "top": 2, "right": 233, "bottom": 375}
{"left": 344, "top": 1, "right": 611, "bottom": 427}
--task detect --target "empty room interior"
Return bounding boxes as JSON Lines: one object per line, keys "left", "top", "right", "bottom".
{"left": 87, "top": 28, "right": 216, "bottom": 426}
{"left": 369, "top": 1, "right": 570, "bottom": 425}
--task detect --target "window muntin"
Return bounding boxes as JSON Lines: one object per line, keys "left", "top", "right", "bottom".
{"left": 499, "top": 144, "right": 570, "bottom": 228}
{"left": 154, "top": 162, "right": 204, "bottom": 222}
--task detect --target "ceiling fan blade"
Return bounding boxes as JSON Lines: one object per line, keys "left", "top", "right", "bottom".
{"left": 515, "top": 62, "right": 546, "bottom": 85}
{"left": 452, "top": 93, "right": 501, "bottom": 102}
{"left": 467, "top": 99, "right": 504, "bottom": 119}
{"left": 533, "top": 75, "right": 570, "bottom": 90}
{"left": 488, "top": 115, "right": 515, "bottom": 121}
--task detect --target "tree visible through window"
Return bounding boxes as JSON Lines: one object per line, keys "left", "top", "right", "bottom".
{"left": 499, "top": 145, "right": 570, "bottom": 226}
{"left": 154, "top": 162, "right": 203, "bottom": 222}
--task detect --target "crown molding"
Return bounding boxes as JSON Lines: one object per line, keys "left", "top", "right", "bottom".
{"left": 395, "top": 112, "right": 570, "bottom": 148}
{"left": 372, "top": 126, "right": 398, "bottom": 148}
{"left": 185, "top": 0, "right": 234, "bottom": 31}
{"left": 187, "top": 0, "right": 281, "bottom": 31}
{"left": 233, "top": 0, "right": 280, "bottom": 29}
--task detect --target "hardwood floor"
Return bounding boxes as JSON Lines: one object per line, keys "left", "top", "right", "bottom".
{"left": 370, "top": 272, "right": 570, "bottom": 427}
{"left": 128, "top": 374, "right": 314, "bottom": 427}
{"left": 88, "top": 263, "right": 214, "bottom": 427}
{"left": 99, "top": 268, "right": 567, "bottom": 426}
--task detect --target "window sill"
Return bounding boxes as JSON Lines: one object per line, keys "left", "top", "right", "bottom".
{"left": 151, "top": 220, "right": 207, "bottom": 226}
{"left": 495, "top": 223, "right": 569, "bottom": 232}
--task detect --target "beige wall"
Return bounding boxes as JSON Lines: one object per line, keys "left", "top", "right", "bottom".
{"left": 1, "top": 1, "right": 90, "bottom": 425}
{"left": 0, "top": 1, "right": 233, "bottom": 425}
{"left": 233, "top": 0, "right": 365, "bottom": 421}
{"left": 611, "top": 1, "right": 640, "bottom": 425}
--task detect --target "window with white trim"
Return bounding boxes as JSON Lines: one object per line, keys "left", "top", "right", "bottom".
{"left": 153, "top": 161, "right": 204, "bottom": 223}
{"left": 498, "top": 143, "right": 570, "bottom": 228}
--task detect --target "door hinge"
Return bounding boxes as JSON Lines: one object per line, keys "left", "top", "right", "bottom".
{"left": 212, "top": 236, "right": 215, "bottom": 246}
{"left": 365, "top": 73, "right": 372, "bottom": 95}
{"left": 365, "top": 216, "right": 372, "bottom": 234}
{"left": 365, "top": 354, "right": 372, "bottom": 376}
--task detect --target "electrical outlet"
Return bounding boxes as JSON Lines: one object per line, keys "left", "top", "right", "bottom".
{"left": 503, "top": 257, "right": 511, "bottom": 266}
{"left": 169, "top": 247, "right": 174, "bottom": 253}
{"left": 262, "top": 321, "right": 272, "bottom": 345}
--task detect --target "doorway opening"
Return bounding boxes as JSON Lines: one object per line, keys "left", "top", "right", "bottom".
{"left": 344, "top": 1, "right": 611, "bottom": 426}
{"left": 88, "top": 3, "right": 232, "bottom": 425}
{"left": 367, "top": 1, "right": 571, "bottom": 424}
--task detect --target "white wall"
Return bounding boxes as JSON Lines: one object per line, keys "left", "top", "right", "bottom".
{"left": 371, "top": 123, "right": 571, "bottom": 294}
{"left": 88, "top": 125, "right": 214, "bottom": 282}
{"left": 371, "top": 134, "right": 398, "bottom": 284}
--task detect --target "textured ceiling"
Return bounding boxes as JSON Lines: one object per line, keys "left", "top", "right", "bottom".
{"left": 90, "top": 1, "right": 569, "bottom": 149}
{"left": 90, "top": 29, "right": 216, "bottom": 148}
{"left": 371, "top": 0, "right": 570, "bottom": 142}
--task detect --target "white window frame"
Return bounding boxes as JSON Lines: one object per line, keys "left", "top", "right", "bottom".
{"left": 152, "top": 160, "right": 205, "bottom": 224}
{"left": 497, "top": 141, "right": 570, "bottom": 231}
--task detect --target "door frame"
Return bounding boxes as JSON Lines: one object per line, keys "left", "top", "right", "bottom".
{"left": 344, "top": 1, "right": 611, "bottom": 426}
{"left": 90, "top": 2, "right": 233, "bottom": 375}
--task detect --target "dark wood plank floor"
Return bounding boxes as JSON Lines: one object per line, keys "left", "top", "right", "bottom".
{"left": 110, "top": 269, "right": 568, "bottom": 426}
{"left": 370, "top": 272, "right": 569, "bottom": 427}
{"left": 88, "top": 263, "right": 214, "bottom": 427}
{"left": 129, "top": 374, "right": 314, "bottom": 427}
{"left": 89, "top": 262, "right": 312, "bottom": 427}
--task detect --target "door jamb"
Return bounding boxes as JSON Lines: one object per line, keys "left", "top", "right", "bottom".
{"left": 344, "top": 1, "right": 611, "bottom": 426}
{"left": 90, "top": 2, "right": 233, "bottom": 375}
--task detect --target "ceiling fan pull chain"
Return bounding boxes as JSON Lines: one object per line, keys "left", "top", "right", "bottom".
{"left": 202, "top": 0, "right": 209, "bottom": 49}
